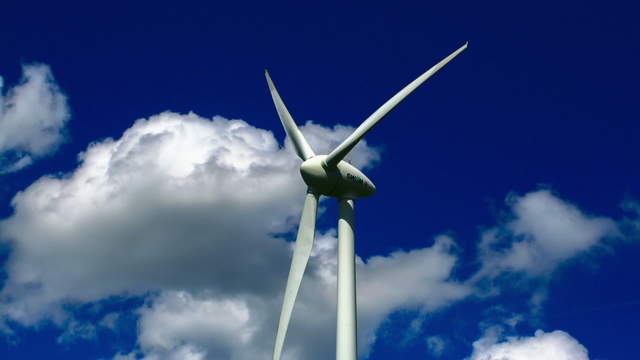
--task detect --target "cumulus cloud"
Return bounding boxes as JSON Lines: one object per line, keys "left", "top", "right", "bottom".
{"left": 117, "top": 232, "right": 468, "bottom": 360}
{"left": 117, "top": 291, "right": 269, "bottom": 360}
{"left": 1, "top": 112, "right": 303, "bottom": 324}
{"left": 469, "top": 329, "right": 589, "bottom": 360}
{"left": 475, "top": 190, "right": 619, "bottom": 278}
{"left": 0, "top": 64, "right": 70, "bottom": 172}
{"left": 0, "top": 111, "right": 469, "bottom": 359}
{"left": 133, "top": 291, "right": 257, "bottom": 359}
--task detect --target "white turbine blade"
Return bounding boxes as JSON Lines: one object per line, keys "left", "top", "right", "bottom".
{"left": 324, "top": 42, "right": 468, "bottom": 168}
{"left": 273, "top": 191, "right": 319, "bottom": 360}
{"left": 265, "top": 70, "right": 316, "bottom": 161}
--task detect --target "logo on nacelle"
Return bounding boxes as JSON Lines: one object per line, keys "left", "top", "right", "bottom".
{"left": 346, "top": 173, "right": 372, "bottom": 188}
{"left": 346, "top": 172, "right": 362, "bottom": 183}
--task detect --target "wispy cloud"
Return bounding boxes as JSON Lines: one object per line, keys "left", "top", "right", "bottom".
{"left": 475, "top": 190, "right": 619, "bottom": 279}
{"left": 0, "top": 64, "right": 70, "bottom": 172}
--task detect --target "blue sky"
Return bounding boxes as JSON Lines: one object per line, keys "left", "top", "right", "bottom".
{"left": 1, "top": 1, "right": 639, "bottom": 359}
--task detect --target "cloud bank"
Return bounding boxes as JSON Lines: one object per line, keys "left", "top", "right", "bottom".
{"left": 0, "top": 109, "right": 621, "bottom": 359}
{"left": 0, "top": 64, "right": 70, "bottom": 172}
{"left": 0, "top": 112, "right": 470, "bottom": 359}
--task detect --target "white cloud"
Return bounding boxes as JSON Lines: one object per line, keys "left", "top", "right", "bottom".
{"left": 133, "top": 291, "right": 256, "bottom": 360}
{"left": 118, "top": 232, "right": 468, "bottom": 360}
{"left": 357, "top": 235, "right": 470, "bottom": 352}
{"left": 476, "top": 190, "right": 619, "bottom": 278}
{"left": 0, "top": 64, "right": 70, "bottom": 172}
{"left": 1, "top": 112, "right": 305, "bottom": 325}
{"left": 2, "top": 112, "right": 338, "bottom": 321}
{"left": 469, "top": 329, "right": 589, "bottom": 360}
{"left": 0, "top": 111, "right": 468, "bottom": 359}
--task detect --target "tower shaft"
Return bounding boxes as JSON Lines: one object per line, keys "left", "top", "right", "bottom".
{"left": 337, "top": 199, "right": 357, "bottom": 360}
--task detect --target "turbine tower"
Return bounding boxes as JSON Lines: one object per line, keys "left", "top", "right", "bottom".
{"left": 266, "top": 43, "right": 467, "bottom": 360}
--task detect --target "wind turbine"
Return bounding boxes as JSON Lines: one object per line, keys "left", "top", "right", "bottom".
{"left": 266, "top": 42, "right": 467, "bottom": 360}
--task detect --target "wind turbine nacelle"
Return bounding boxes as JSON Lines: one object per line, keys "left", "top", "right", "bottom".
{"left": 300, "top": 155, "right": 376, "bottom": 199}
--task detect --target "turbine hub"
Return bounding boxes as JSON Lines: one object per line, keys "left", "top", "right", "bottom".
{"left": 300, "top": 155, "right": 376, "bottom": 199}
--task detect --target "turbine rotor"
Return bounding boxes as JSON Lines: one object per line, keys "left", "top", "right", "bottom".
{"left": 265, "top": 42, "right": 468, "bottom": 360}
{"left": 300, "top": 155, "right": 375, "bottom": 199}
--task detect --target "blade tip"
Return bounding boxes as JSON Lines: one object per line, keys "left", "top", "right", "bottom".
{"left": 264, "top": 70, "right": 274, "bottom": 87}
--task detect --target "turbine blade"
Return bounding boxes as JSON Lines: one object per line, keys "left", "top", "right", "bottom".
{"left": 273, "top": 190, "right": 319, "bottom": 360}
{"left": 265, "top": 70, "right": 316, "bottom": 161}
{"left": 324, "top": 42, "right": 468, "bottom": 168}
